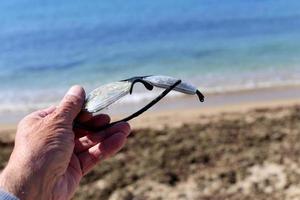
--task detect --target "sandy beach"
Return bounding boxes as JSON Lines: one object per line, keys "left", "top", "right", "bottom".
{"left": 0, "top": 86, "right": 300, "bottom": 200}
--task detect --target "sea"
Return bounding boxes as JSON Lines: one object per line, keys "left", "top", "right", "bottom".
{"left": 1, "top": 0, "right": 300, "bottom": 120}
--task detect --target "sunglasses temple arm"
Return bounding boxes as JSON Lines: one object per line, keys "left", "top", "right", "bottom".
{"left": 196, "top": 90, "right": 205, "bottom": 102}
{"left": 112, "top": 79, "right": 182, "bottom": 125}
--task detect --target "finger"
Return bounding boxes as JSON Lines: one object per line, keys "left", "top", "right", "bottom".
{"left": 57, "top": 85, "right": 85, "bottom": 123}
{"left": 74, "top": 122, "right": 130, "bottom": 153}
{"left": 80, "top": 114, "right": 111, "bottom": 127}
{"left": 74, "top": 114, "right": 110, "bottom": 138}
{"left": 77, "top": 132, "right": 127, "bottom": 175}
{"left": 74, "top": 114, "right": 111, "bottom": 137}
{"left": 76, "top": 111, "right": 94, "bottom": 123}
{"left": 73, "top": 128, "right": 89, "bottom": 138}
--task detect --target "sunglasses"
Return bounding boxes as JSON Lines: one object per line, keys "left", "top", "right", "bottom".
{"left": 76, "top": 75, "right": 204, "bottom": 131}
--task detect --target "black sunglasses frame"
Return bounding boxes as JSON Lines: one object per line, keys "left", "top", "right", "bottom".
{"left": 123, "top": 76, "right": 204, "bottom": 102}
{"left": 75, "top": 78, "right": 204, "bottom": 132}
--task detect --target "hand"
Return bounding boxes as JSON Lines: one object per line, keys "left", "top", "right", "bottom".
{"left": 0, "top": 85, "right": 131, "bottom": 200}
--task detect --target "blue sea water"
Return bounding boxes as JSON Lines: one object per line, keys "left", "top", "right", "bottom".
{"left": 1, "top": 0, "right": 300, "bottom": 114}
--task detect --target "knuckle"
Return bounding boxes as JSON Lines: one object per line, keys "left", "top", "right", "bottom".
{"left": 64, "top": 94, "right": 83, "bottom": 107}
{"left": 49, "top": 111, "right": 71, "bottom": 127}
{"left": 51, "top": 111, "right": 65, "bottom": 121}
{"left": 59, "top": 95, "right": 84, "bottom": 119}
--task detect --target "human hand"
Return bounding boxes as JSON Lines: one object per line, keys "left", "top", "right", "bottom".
{"left": 0, "top": 85, "right": 131, "bottom": 200}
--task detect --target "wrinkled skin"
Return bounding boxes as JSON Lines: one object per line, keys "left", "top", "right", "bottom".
{"left": 0, "top": 85, "right": 131, "bottom": 200}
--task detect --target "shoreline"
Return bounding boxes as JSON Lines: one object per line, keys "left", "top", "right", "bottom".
{"left": 107, "top": 84, "right": 300, "bottom": 129}
{"left": 130, "top": 98, "right": 300, "bottom": 130}
{"left": 0, "top": 84, "right": 300, "bottom": 132}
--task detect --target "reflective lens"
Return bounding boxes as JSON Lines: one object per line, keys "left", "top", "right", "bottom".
{"left": 84, "top": 81, "right": 131, "bottom": 113}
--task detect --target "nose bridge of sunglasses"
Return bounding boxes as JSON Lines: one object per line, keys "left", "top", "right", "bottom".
{"left": 128, "top": 79, "right": 154, "bottom": 94}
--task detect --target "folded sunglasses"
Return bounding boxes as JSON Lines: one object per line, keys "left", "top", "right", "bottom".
{"left": 76, "top": 75, "right": 204, "bottom": 131}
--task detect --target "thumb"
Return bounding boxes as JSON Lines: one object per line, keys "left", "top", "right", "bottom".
{"left": 58, "top": 85, "right": 86, "bottom": 123}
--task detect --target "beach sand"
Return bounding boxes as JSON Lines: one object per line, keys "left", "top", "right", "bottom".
{"left": 0, "top": 86, "right": 300, "bottom": 200}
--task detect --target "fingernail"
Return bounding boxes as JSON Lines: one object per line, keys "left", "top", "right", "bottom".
{"left": 66, "top": 85, "right": 84, "bottom": 98}
{"left": 92, "top": 144, "right": 104, "bottom": 159}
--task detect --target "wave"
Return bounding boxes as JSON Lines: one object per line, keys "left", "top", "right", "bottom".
{"left": 1, "top": 79, "right": 300, "bottom": 117}
{"left": 203, "top": 79, "right": 300, "bottom": 94}
{"left": 21, "top": 60, "right": 85, "bottom": 72}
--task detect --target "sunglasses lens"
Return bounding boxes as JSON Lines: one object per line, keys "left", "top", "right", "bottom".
{"left": 84, "top": 81, "right": 131, "bottom": 113}
{"left": 143, "top": 75, "right": 198, "bottom": 95}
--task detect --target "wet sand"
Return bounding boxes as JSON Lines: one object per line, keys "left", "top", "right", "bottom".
{"left": 0, "top": 86, "right": 300, "bottom": 200}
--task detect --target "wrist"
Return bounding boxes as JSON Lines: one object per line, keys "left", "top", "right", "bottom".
{"left": 0, "top": 188, "right": 19, "bottom": 200}
{"left": 0, "top": 161, "right": 44, "bottom": 200}
{"left": 0, "top": 162, "right": 59, "bottom": 200}
{"left": 0, "top": 166, "right": 27, "bottom": 199}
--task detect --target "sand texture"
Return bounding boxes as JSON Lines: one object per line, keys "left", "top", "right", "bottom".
{"left": 0, "top": 104, "right": 300, "bottom": 200}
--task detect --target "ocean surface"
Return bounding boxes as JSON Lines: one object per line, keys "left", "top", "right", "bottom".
{"left": 1, "top": 0, "right": 300, "bottom": 118}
